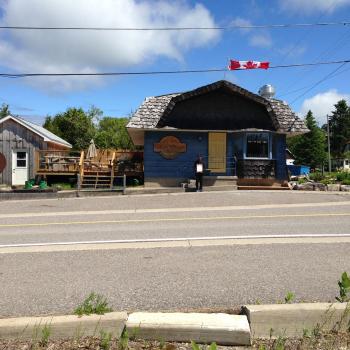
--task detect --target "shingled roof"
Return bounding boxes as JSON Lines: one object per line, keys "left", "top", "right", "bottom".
{"left": 127, "top": 80, "right": 308, "bottom": 135}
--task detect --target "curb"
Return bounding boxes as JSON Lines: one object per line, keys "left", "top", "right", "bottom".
{"left": 0, "top": 303, "right": 349, "bottom": 343}
{"left": 244, "top": 302, "right": 350, "bottom": 338}
{"left": 0, "top": 312, "right": 250, "bottom": 346}
{"left": 0, "top": 312, "right": 127, "bottom": 340}
{"left": 126, "top": 312, "right": 251, "bottom": 346}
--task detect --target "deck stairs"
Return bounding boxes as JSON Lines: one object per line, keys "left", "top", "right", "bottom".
{"left": 81, "top": 170, "right": 114, "bottom": 189}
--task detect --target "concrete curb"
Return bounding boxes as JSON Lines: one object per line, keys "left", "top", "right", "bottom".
{"left": 0, "top": 303, "right": 349, "bottom": 343}
{"left": 244, "top": 303, "right": 350, "bottom": 338}
{"left": 126, "top": 312, "right": 251, "bottom": 346}
{"left": 0, "top": 312, "right": 127, "bottom": 340}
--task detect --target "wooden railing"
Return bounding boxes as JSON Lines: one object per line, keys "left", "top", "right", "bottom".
{"left": 36, "top": 150, "right": 82, "bottom": 174}
{"left": 35, "top": 149, "right": 144, "bottom": 177}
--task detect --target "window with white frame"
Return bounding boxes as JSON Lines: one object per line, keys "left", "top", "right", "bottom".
{"left": 246, "top": 133, "right": 269, "bottom": 158}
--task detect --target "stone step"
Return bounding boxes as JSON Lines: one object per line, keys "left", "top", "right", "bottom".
{"left": 238, "top": 185, "right": 290, "bottom": 191}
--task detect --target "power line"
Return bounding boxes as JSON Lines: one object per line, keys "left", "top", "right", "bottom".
{"left": 289, "top": 62, "right": 348, "bottom": 105}
{"left": 276, "top": 0, "right": 339, "bottom": 94}
{"left": 278, "top": 27, "right": 350, "bottom": 96}
{"left": 1, "top": 59, "right": 349, "bottom": 78}
{"left": 0, "top": 21, "right": 350, "bottom": 31}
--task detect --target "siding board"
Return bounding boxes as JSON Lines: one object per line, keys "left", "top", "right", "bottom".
{"left": 0, "top": 119, "right": 45, "bottom": 185}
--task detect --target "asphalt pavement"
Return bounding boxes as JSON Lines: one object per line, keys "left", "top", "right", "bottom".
{"left": 0, "top": 190, "right": 349, "bottom": 317}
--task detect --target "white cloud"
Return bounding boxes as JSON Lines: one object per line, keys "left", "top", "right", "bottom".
{"left": 279, "top": 0, "right": 350, "bottom": 14}
{"left": 0, "top": 0, "right": 219, "bottom": 92}
{"left": 277, "top": 45, "right": 306, "bottom": 58}
{"left": 249, "top": 33, "right": 272, "bottom": 48}
{"left": 231, "top": 17, "right": 272, "bottom": 48}
{"left": 299, "top": 89, "right": 350, "bottom": 124}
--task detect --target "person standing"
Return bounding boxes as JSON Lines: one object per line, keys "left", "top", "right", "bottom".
{"left": 194, "top": 155, "right": 205, "bottom": 192}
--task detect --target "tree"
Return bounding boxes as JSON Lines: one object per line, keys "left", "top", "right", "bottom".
{"left": 95, "top": 117, "right": 134, "bottom": 150}
{"left": 43, "top": 107, "right": 100, "bottom": 150}
{"left": 288, "top": 110, "right": 327, "bottom": 169}
{"left": 326, "top": 100, "right": 350, "bottom": 156}
{"left": 0, "top": 103, "right": 10, "bottom": 119}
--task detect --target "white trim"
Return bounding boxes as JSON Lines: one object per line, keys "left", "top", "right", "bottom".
{"left": 244, "top": 132, "right": 271, "bottom": 160}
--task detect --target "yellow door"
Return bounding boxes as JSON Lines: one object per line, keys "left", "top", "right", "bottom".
{"left": 208, "top": 133, "right": 226, "bottom": 173}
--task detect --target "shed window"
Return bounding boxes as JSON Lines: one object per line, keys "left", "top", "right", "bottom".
{"left": 246, "top": 133, "right": 269, "bottom": 158}
{"left": 16, "top": 152, "right": 27, "bottom": 167}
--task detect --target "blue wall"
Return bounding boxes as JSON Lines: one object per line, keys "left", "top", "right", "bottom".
{"left": 144, "top": 131, "right": 207, "bottom": 179}
{"left": 273, "top": 134, "right": 288, "bottom": 180}
{"left": 144, "top": 131, "right": 287, "bottom": 180}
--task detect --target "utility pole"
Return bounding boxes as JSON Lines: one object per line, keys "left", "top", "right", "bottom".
{"left": 326, "top": 115, "right": 331, "bottom": 172}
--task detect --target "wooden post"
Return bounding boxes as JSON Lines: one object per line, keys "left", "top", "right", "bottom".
{"left": 110, "top": 151, "right": 116, "bottom": 189}
{"left": 123, "top": 174, "right": 126, "bottom": 195}
{"left": 78, "top": 150, "right": 84, "bottom": 190}
{"left": 35, "top": 150, "right": 40, "bottom": 174}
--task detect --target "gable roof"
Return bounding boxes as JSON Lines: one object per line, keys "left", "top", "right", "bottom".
{"left": 0, "top": 115, "right": 72, "bottom": 148}
{"left": 127, "top": 80, "right": 308, "bottom": 135}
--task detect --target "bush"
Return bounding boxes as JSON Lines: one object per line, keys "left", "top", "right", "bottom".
{"left": 336, "top": 171, "right": 350, "bottom": 182}
{"left": 309, "top": 172, "right": 324, "bottom": 182}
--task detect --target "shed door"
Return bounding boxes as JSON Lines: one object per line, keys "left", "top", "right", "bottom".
{"left": 208, "top": 132, "right": 226, "bottom": 173}
{"left": 12, "top": 150, "right": 28, "bottom": 185}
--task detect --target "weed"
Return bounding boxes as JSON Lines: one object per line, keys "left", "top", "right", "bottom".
{"left": 302, "top": 328, "right": 311, "bottom": 338}
{"left": 208, "top": 342, "right": 217, "bottom": 350}
{"left": 74, "top": 292, "right": 113, "bottom": 316}
{"left": 336, "top": 272, "right": 350, "bottom": 302}
{"left": 100, "top": 330, "right": 113, "bottom": 350}
{"left": 118, "top": 329, "right": 129, "bottom": 350}
{"left": 284, "top": 291, "right": 295, "bottom": 304}
{"left": 40, "top": 323, "right": 51, "bottom": 346}
{"left": 274, "top": 335, "right": 286, "bottom": 350}
{"left": 129, "top": 326, "right": 140, "bottom": 341}
{"left": 190, "top": 340, "right": 201, "bottom": 350}
{"left": 312, "top": 323, "right": 321, "bottom": 337}
{"left": 190, "top": 340, "right": 217, "bottom": 350}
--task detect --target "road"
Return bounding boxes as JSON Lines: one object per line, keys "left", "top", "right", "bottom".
{"left": 0, "top": 190, "right": 350, "bottom": 318}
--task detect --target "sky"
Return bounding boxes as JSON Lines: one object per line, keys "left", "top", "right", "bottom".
{"left": 0, "top": 0, "right": 350, "bottom": 126}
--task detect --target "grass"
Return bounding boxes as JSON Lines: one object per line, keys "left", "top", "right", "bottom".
{"left": 74, "top": 292, "right": 113, "bottom": 316}
{"left": 50, "top": 182, "right": 74, "bottom": 190}
{"left": 284, "top": 292, "right": 295, "bottom": 304}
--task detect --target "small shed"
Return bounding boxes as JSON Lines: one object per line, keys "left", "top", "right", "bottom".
{"left": 0, "top": 115, "right": 71, "bottom": 186}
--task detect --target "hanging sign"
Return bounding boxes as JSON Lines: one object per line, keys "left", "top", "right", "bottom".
{"left": 0, "top": 152, "right": 6, "bottom": 173}
{"left": 154, "top": 136, "right": 186, "bottom": 159}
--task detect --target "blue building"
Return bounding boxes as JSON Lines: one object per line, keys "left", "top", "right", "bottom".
{"left": 127, "top": 80, "right": 308, "bottom": 188}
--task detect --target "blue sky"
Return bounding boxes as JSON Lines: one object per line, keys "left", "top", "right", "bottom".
{"left": 0, "top": 0, "right": 349, "bottom": 125}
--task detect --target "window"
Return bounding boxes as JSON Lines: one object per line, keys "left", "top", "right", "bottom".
{"left": 16, "top": 152, "right": 27, "bottom": 167}
{"left": 246, "top": 133, "right": 269, "bottom": 158}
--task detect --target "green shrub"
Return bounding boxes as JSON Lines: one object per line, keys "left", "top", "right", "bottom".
{"left": 74, "top": 292, "right": 112, "bottom": 316}
{"left": 336, "top": 172, "right": 350, "bottom": 182}
{"left": 336, "top": 272, "right": 350, "bottom": 302}
{"left": 309, "top": 172, "right": 324, "bottom": 182}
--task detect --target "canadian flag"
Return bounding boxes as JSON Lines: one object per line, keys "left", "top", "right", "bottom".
{"left": 228, "top": 60, "right": 270, "bottom": 70}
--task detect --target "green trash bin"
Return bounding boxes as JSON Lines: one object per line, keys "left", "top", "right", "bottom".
{"left": 39, "top": 180, "right": 47, "bottom": 190}
{"left": 24, "top": 180, "right": 33, "bottom": 189}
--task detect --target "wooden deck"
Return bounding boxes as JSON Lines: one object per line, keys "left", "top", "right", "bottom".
{"left": 35, "top": 150, "right": 143, "bottom": 188}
